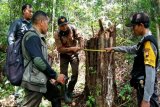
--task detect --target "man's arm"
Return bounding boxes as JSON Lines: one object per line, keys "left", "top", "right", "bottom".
{"left": 57, "top": 46, "right": 80, "bottom": 53}
{"left": 73, "top": 27, "right": 84, "bottom": 48}
{"left": 54, "top": 32, "right": 80, "bottom": 53}
{"left": 77, "top": 36, "right": 83, "bottom": 49}
{"left": 143, "top": 65, "right": 155, "bottom": 101}
{"left": 106, "top": 45, "right": 137, "bottom": 54}
{"left": 143, "top": 41, "right": 157, "bottom": 102}
{"left": 7, "top": 20, "right": 19, "bottom": 45}
{"left": 25, "top": 36, "right": 57, "bottom": 79}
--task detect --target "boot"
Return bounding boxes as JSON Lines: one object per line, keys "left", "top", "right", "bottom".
{"left": 63, "top": 85, "right": 72, "bottom": 103}
{"left": 51, "top": 98, "right": 61, "bottom": 107}
{"left": 67, "top": 91, "right": 73, "bottom": 99}
{"left": 64, "top": 91, "right": 72, "bottom": 103}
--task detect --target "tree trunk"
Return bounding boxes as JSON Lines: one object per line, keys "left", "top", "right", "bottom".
{"left": 85, "top": 19, "right": 116, "bottom": 107}
{"left": 52, "top": 0, "right": 56, "bottom": 34}
{"left": 156, "top": 24, "right": 160, "bottom": 49}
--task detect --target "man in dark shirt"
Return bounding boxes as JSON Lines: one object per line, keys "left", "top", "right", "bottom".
{"left": 21, "top": 11, "right": 65, "bottom": 107}
{"left": 6, "top": 3, "right": 33, "bottom": 99}
{"left": 8, "top": 4, "right": 33, "bottom": 45}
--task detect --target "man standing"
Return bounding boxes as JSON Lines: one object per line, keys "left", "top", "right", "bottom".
{"left": 105, "top": 12, "right": 159, "bottom": 107}
{"left": 6, "top": 3, "right": 33, "bottom": 97}
{"left": 21, "top": 11, "right": 65, "bottom": 107}
{"left": 54, "top": 16, "right": 83, "bottom": 103}
{"left": 8, "top": 4, "right": 33, "bottom": 45}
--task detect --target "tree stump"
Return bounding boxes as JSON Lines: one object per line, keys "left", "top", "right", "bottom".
{"left": 85, "top": 19, "right": 116, "bottom": 107}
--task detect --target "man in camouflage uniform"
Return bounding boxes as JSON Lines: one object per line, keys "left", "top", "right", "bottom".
{"left": 54, "top": 16, "right": 83, "bottom": 103}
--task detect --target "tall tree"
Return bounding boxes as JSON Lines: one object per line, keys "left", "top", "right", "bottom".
{"left": 151, "top": 0, "right": 160, "bottom": 48}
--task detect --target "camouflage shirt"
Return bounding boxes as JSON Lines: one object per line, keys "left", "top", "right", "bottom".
{"left": 54, "top": 25, "right": 82, "bottom": 54}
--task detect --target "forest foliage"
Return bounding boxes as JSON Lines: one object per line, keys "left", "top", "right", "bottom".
{"left": 0, "top": 0, "right": 160, "bottom": 106}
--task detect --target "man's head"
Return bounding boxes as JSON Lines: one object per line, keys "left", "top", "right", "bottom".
{"left": 22, "top": 4, "right": 33, "bottom": 20}
{"left": 58, "top": 16, "right": 69, "bottom": 31}
{"left": 126, "top": 12, "right": 150, "bottom": 36}
{"left": 32, "top": 11, "right": 49, "bottom": 35}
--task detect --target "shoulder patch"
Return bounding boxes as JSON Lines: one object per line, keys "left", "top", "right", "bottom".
{"left": 144, "top": 41, "right": 156, "bottom": 67}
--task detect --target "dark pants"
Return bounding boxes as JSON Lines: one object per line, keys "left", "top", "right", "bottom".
{"left": 43, "top": 81, "right": 61, "bottom": 107}
{"left": 22, "top": 89, "right": 43, "bottom": 107}
{"left": 22, "top": 81, "right": 61, "bottom": 107}
{"left": 136, "top": 83, "right": 159, "bottom": 107}
{"left": 60, "top": 53, "right": 79, "bottom": 93}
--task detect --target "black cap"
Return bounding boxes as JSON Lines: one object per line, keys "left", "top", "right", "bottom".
{"left": 126, "top": 12, "right": 150, "bottom": 27}
{"left": 58, "top": 16, "right": 68, "bottom": 26}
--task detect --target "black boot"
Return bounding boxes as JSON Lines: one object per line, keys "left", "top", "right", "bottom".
{"left": 64, "top": 91, "right": 72, "bottom": 103}
{"left": 51, "top": 98, "right": 61, "bottom": 107}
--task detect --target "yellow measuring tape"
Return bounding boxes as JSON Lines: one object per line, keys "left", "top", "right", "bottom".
{"left": 83, "top": 49, "right": 106, "bottom": 52}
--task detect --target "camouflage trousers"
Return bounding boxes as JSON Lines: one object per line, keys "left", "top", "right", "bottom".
{"left": 60, "top": 53, "right": 79, "bottom": 93}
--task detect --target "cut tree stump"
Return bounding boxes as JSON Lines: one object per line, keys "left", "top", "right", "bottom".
{"left": 85, "top": 19, "right": 116, "bottom": 107}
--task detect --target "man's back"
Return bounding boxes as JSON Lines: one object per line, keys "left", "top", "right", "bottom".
{"left": 8, "top": 18, "right": 31, "bottom": 45}
{"left": 7, "top": 4, "right": 33, "bottom": 45}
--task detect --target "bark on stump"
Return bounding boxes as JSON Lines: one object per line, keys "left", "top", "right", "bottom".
{"left": 85, "top": 19, "right": 116, "bottom": 107}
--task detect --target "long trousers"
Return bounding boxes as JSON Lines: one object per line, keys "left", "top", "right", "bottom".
{"left": 60, "top": 53, "right": 79, "bottom": 93}
{"left": 22, "top": 81, "right": 61, "bottom": 107}
{"left": 136, "top": 83, "right": 159, "bottom": 107}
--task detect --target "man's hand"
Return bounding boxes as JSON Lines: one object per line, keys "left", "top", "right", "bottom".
{"left": 141, "top": 100, "right": 150, "bottom": 107}
{"left": 105, "top": 47, "right": 114, "bottom": 52}
{"left": 70, "top": 47, "right": 81, "bottom": 53}
{"left": 56, "top": 74, "right": 65, "bottom": 84}
{"left": 50, "top": 78, "right": 56, "bottom": 85}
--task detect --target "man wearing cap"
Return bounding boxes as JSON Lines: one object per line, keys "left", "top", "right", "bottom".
{"left": 54, "top": 16, "right": 83, "bottom": 103}
{"left": 105, "top": 12, "right": 159, "bottom": 107}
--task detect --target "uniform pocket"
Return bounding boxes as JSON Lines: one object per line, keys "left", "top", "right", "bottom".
{"left": 30, "top": 67, "right": 47, "bottom": 86}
